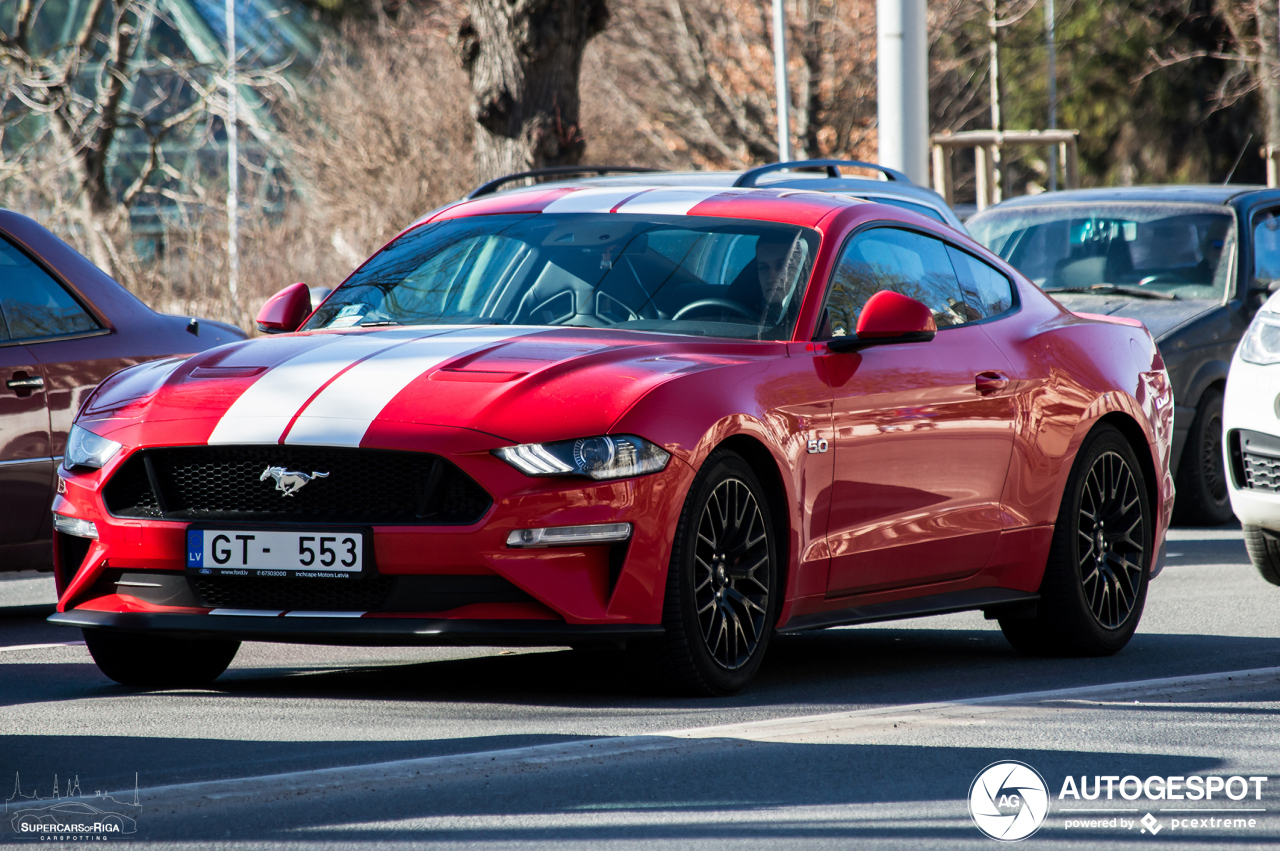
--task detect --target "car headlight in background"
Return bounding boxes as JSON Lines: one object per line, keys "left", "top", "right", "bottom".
{"left": 65, "top": 424, "right": 122, "bottom": 469}
{"left": 1241, "top": 313, "right": 1280, "bottom": 365}
{"left": 495, "top": 435, "right": 670, "bottom": 480}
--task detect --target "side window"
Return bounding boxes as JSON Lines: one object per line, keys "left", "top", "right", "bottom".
{"left": 821, "top": 227, "right": 974, "bottom": 337}
{"left": 946, "top": 245, "right": 1015, "bottom": 319}
{"left": 0, "top": 237, "right": 98, "bottom": 341}
{"left": 1253, "top": 210, "right": 1280, "bottom": 287}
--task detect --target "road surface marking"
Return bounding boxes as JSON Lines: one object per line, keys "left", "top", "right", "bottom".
{"left": 121, "top": 664, "right": 1280, "bottom": 814}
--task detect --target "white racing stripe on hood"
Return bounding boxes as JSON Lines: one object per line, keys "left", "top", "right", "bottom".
{"left": 283, "top": 326, "right": 529, "bottom": 447}
{"left": 208, "top": 328, "right": 448, "bottom": 445}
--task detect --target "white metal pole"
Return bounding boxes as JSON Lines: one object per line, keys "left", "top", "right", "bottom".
{"left": 771, "top": 0, "right": 792, "bottom": 162}
{"left": 225, "top": 0, "right": 239, "bottom": 307}
{"left": 1046, "top": 0, "right": 1058, "bottom": 191}
{"left": 877, "top": 0, "right": 929, "bottom": 183}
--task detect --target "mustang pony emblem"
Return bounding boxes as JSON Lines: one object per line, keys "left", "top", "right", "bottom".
{"left": 260, "top": 466, "right": 329, "bottom": 497}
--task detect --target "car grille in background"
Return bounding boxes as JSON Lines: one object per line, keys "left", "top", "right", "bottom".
{"left": 103, "top": 446, "right": 491, "bottom": 525}
{"left": 1243, "top": 451, "right": 1280, "bottom": 493}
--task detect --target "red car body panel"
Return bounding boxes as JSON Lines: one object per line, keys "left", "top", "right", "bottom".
{"left": 47, "top": 187, "right": 1175, "bottom": 643}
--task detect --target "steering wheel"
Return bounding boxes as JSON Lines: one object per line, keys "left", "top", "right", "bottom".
{"left": 672, "top": 298, "right": 757, "bottom": 321}
{"left": 1138, "top": 273, "right": 1184, "bottom": 286}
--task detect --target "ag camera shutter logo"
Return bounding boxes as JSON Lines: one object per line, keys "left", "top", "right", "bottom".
{"left": 969, "top": 761, "right": 1050, "bottom": 841}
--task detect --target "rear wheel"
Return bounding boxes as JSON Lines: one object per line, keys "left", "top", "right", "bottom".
{"left": 1243, "top": 525, "right": 1280, "bottom": 586}
{"left": 84, "top": 630, "right": 239, "bottom": 687}
{"left": 1172, "top": 386, "right": 1234, "bottom": 526}
{"left": 635, "top": 451, "right": 778, "bottom": 696}
{"left": 1000, "top": 424, "right": 1152, "bottom": 656}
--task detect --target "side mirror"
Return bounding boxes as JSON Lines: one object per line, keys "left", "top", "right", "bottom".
{"left": 825, "top": 290, "right": 937, "bottom": 353}
{"left": 256, "top": 282, "right": 312, "bottom": 334}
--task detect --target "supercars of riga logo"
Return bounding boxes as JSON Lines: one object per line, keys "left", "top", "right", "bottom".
{"left": 969, "top": 761, "right": 1050, "bottom": 841}
{"left": 260, "top": 466, "right": 329, "bottom": 497}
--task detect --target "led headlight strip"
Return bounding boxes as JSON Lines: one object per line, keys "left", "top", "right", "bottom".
{"left": 495, "top": 435, "right": 669, "bottom": 480}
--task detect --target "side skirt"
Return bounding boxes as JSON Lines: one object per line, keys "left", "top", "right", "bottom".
{"left": 776, "top": 588, "right": 1040, "bottom": 634}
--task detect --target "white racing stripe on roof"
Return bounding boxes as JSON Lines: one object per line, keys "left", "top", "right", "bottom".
{"left": 540, "top": 187, "right": 655, "bottom": 214}
{"left": 614, "top": 188, "right": 735, "bottom": 216}
{"left": 283, "top": 326, "right": 529, "bottom": 447}
{"left": 208, "top": 329, "right": 443, "bottom": 446}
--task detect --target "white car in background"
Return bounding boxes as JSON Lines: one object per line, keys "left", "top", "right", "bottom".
{"left": 1225, "top": 290, "right": 1280, "bottom": 584}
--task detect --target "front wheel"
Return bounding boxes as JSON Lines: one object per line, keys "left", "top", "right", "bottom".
{"left": 1172, "top": 387, "right": 1234, "bottom": 526}
{"left": 1243, "top": 525, "right": 1280, "bottom": 586}
{"left": 84, "top": 630, "right": 240, "bottom": 687}
{"left": 635, "top": 451, "right": 778, "bottom": 696}
{"left": 1000, "top": 424, "right": 1152, "bottom": 656}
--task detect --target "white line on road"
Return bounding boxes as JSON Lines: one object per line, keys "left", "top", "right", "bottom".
{"left": 0, "top": 641, "right": 85, "bottom": 653}
{"left": 124, "top": 664, "right": 1280, "bottom": 816}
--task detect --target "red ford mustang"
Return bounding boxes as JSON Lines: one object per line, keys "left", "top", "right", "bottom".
{"left": 48, "top": 184, "right": 1175, "bottom": 695}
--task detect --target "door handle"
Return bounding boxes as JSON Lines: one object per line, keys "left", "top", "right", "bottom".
{"left": 975, "top": 371, "right": 1009, "bottom": 393}
{"left": 7, "top": 374, "right": 44, "bottom": 396}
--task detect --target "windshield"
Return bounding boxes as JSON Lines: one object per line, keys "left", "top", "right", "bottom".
{"left": 304, "top": 214, "right": 820, "bottom": 341}
{"left": 967, "top": 203, "right": 1236, "bottom": 300}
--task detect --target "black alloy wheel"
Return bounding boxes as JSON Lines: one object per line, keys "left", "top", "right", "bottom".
{"left": 1076, "top": 450, "right": 1147, "bottom": 629}
{"left": 634, "top": 450, "right": 778, "bottom": 695}
{"left": 1000, "top": 424, "right": 1152, "bottom": 656}
{"left": 692, "top": 477, "right": 772, "bottom": 670}
{"left": 1173, "top": 386, "right": 1234, "bottom": 526}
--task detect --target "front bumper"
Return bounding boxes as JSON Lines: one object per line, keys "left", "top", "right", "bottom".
{"left": 51, "top": 422, "right": 695, "bottom": 632}
{"left": 1224, "top": 354, "right": 1280, "bottom": 530}
{"left": 49, "top": 609, "right": 663, "bottom": 647}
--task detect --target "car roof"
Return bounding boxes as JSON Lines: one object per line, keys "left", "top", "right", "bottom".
{"left": 430, "top": 184, "right": 869, "bottom": 229}
{"left": 986, "top": 184, "right": 1274, "bottom": 208}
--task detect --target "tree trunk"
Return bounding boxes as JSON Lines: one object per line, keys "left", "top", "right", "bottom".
{"left": 456, "top": 0, "right": 610, "bottom": 183}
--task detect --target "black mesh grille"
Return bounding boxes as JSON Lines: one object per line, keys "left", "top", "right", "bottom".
{"left": 102, "top": 456, "right": 161, "bottom": 518}
{"left": 192, "top": 575, "right": 398, "bottom": 611}
{"left": 103, "top": 446, "right": 491, "bottom": 525}
{"left": 1244, "top": 452, "right": 1280, "bottom": 493}
{"left": 189, "top": 574, "right": 533, "bottom": 612}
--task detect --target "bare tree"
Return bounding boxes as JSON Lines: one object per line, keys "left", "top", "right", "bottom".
{"left": 453, "top": 0, "right": 609, "bottom": 181}
{"left": 583, "top": 0, "right": 877, "bottom": 169}
{"left": 0, "top": 1, "right": 285, "bottom": 282}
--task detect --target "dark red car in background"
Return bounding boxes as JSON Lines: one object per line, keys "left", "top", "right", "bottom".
{"left": 1, "top": 209, "right": 245, "bottom": 571}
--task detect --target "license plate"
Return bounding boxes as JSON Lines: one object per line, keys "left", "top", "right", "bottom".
{"left": 186, "top": 528, "right": 365, "bottom": 577}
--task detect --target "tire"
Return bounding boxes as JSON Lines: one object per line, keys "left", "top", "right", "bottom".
{"left": 633, "top": 451, "right": 779, "bottom": 696}
{"left": 84, "top": 629, "right": 239, "bottom": 687}
{"left": 1172, "top": 386, "right": 1234, "bottom": 526}
{"left": 1243, "top": 525, "right": 1280, "bottom": 586}
{"left": 1000, "top": 424, "right": 1152, "bottom": 656}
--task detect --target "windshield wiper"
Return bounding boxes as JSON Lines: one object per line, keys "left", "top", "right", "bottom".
{"left": 356, "top": 320, "right": 402, "bottom": 327}
{"left": 1044, "top": 284, "right": 1178, "bottom": 300}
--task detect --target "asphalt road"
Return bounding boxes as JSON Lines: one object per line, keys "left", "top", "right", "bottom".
{"left": 2, "top": 523, "right": 1278, "bottom": 849}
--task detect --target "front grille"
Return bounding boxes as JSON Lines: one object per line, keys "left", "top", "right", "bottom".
{"left": 192, "top": 575, "right": 398, "bottom": 611}
{"left": 103, "top": 446, "right": 491, "bottom": 525}
{"left": 1244, "top": 451, "right": 1280, "bottom": 493}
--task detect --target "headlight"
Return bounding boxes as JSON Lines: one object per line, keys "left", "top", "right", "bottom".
{"left": 494, "top": 435, "right": 670, "bottom": 480}
{"left": 65, "top": 424, "right": 122, "bottom": 469}
{"left": 1241, "top": 313, "right": 1280, "bottom": 365}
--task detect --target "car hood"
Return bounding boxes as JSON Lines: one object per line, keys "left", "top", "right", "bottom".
{"left": 1045, "top": 294, "right": 1219, "bottom": 341}
{"left": 80, "top": 325, "right": 766, "bottom": 446}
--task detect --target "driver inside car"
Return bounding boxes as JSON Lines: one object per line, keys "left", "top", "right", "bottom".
{"left": 727, "top": 232, "right": 803, "bottom": 326}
